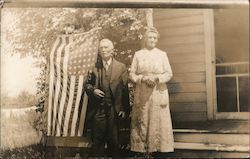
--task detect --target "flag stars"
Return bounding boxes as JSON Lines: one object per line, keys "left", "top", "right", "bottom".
{"left": 67, "top": 29, "right": 100, "bottom": 76}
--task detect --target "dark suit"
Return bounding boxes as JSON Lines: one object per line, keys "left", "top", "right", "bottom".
{"left": 85, "top": 58, "right": 129, "bottom": 157}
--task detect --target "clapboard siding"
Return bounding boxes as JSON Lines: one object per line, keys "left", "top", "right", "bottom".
{"left": 159, "top": 24, "right": 204, "bottom": 37}
{"left": 168, "top": 82, "right": 206, "bottom": 93}
{"left": 162, "top": 42, "right": 204, "bottom": 54}
{"left": 169, "top": 72, "right": 206, "bottom": 83}
{"left": 154, "top": 9, "right": 203, "bottom": 20}
{"left": 156, "top": 14, "right": 204, "bottom": 28}
{"left": 161, "top": 34, "right": 204, "bottom": 46}
{"left": 168, "top": 53, "right": 205, "bottom": 63}
{"left": 171, "top": 112, "right": 207, "bottom": 121}
{"left": 171, "top": 62, "right": 205, "bottom": 73}
{"left": 170, "top": 93, "right": 207, "bottom": 103}
{"left": 170, "top": 102, "right": 207, "bottom": 112}
{"left": 154, "top": 9, "right": 208, "bottom": 121}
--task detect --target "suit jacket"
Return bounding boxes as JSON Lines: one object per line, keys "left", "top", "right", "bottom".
{"left": 85, "top": 58, "right": 129, "bottom": 122}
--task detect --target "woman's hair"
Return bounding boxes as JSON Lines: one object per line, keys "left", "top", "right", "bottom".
{"left": 141, "top": 27, "right": 160, "bottom": 48}
{"left": 144, "top": 27, "right": 160, "bottom": 38}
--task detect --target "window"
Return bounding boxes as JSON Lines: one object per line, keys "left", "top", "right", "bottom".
{"left": 214, "top": 8, "right": 249, "bottom": 113}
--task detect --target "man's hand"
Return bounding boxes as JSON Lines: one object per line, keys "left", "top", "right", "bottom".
{"left": 93, "top": 89, "right": 105, "bottom": 98}
{"left": 118, "top": 111, "right": 125, "bottom": 118}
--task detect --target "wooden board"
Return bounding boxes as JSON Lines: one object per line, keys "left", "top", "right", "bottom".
{"left": 168, "top": 52, "right": 205, "bottom": 64}
{"left": 175, "top": 142, "right": 250, "bottom": 152}
{"left": 171, "top": 112, "right": 207, "bottom": 121}
{"left": 168, "top": 82, "right": 206, "bottom": 93}
{"left": 154, "top": 9, "right": 203, "bottom": 20}
{"left": 171, "top": 150, "right": 250, "bottom": 158}
{"left": 159, "top": 24, "right": 204, "bottom": 37}
{"left": 160, "top": 34, "right": 204, "bottom": 46}
{"left": 155, "top": 14, "right": 204, "bottom": 28}
{"left": 160, "top": 42, "right": 204, "bottom": 54}
{"left": 169, "top": 72, "right": 206, "bottom": 83}
{"left": 170, "top": 102, "right": 207, "bottom": 112}
{"left": 170, "top": 92, "right": 207, "bottom": 102}
{"left": 174, "top": 133, "right": 250, "bottom": 146}
{"left": 171, "top": 62, "right": 205, "bottom": 73}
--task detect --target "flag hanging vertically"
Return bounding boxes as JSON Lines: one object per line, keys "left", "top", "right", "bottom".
{"left": 47, "top": 28, "right": 101, "bottom": 137}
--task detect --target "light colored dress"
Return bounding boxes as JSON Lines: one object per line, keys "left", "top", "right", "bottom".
{"left": 130, "top": 48, "right": 174, "bottom": 153}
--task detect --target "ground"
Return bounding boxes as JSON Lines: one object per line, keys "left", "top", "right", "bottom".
{"left": 0, "top": 108, "right": 45, "bottom": 159}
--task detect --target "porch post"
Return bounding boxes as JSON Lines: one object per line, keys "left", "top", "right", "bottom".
{"left": 203, "top": 9, "right": 216, "bottom": 120}
{"left": 146, "top": 9, "right": 153, "bottom": 27}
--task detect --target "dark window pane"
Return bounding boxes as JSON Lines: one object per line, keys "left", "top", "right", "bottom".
{"left": 216, "top": 77, "right": 237, "bottom": 112}
{"left": 239, "top": 76, "right": 249, "bottom": 112}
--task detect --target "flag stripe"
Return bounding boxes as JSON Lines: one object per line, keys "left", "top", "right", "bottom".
{"left": 54, "top": 38, "right": 67, "bottom": 136}
{"left": 67, "top": 77, "right": 79, "bottom": 136}
{"left": 70, "top": 75, "right": 84, "bottom": 136}
{"left": 78, "top": 92, "right": 89, "bottom": 136}
{"left": 61, "top": 75, "right": 71, "bottom": 135}
{"left": 63, "top": 76, "right": 76, "bottom": 136}
{"left": 52, "top": 36, "right": 66, "bottom": 135}
{"left": 52, "top": 37, "right": 65, "bottom": 136}
{"left": 56, "top": 36, "right": 70, "bottom": 136}
{"left": 60, "top": 37, "right": 72, "bottom": 136}
{"left": 51, "top": 38, "right": 62, "bottom": 135}
{"left": 75, "top": 90, "right": 84, "bottom": 136}
{"left": 47, "top": 37, "right": 60, "bottom": 136}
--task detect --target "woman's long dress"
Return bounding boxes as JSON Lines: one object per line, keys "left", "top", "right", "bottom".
{"left": 130, "top": 48, "right": 174, "bottom": 153}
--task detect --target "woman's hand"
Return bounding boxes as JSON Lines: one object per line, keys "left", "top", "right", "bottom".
{"left": 146, "top": 79, "right": 155, "bottom": 87}
{"left": 142, "top": 75, "right": 158, "bottom": 87}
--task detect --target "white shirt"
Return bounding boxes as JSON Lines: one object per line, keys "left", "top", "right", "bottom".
{"left": 102, "top": 58, "right": 112, "bottom": 70}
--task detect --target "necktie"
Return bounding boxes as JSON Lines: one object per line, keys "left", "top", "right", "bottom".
{"left": 104, "top": 62, "right": 109, "bottom": 71}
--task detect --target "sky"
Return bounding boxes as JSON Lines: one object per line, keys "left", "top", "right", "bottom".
{"left": 1, "top": 53, "right": 40, "bottom": 97}
{"left": 1, "top": 9, "right": 41, "bottom": 97}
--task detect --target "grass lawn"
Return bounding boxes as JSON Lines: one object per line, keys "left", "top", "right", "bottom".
{"left": 0, "top": 109, "right": 45, "bottom": 158}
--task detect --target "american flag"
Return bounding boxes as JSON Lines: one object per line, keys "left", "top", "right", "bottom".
{"left": 47, "top": 28, "right": 100, "bottom": 137}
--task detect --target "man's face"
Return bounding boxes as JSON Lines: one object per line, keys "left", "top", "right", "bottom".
{"left": 99, "top": 40, "right": 113, "bottom": 61}
{"left": 145, "top": 32, "right": 158, "bottom": 49}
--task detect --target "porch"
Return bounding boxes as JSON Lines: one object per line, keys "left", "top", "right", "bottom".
{"left": 45, "top": 119, "right": 250, "bottom": 158}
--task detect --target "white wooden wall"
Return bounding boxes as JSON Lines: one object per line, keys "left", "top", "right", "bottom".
{"left": 154, "top": 9, "right": 215, "bottom": 121}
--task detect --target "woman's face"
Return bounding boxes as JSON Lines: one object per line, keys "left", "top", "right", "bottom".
{"left": 145, "top": 32, "right": 158, "bottom": 49}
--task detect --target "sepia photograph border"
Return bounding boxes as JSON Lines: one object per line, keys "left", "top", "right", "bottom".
{"left": 0, "top": 0, "right": 249, "bottom": 158}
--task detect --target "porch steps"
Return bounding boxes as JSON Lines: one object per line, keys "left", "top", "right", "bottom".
{"left": 45, "top": 120, "right": 250, "bottom": 158}
{"left": 170, "top": 120, "right": 250, "bottom": 158}
{"left": 174, "top": 129, "right": 249, "bottom": 151}
{"left": 46, "top": 129, "right": 250, "bottom": 152}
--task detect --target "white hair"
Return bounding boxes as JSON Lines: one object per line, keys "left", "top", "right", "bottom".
{"left": 99, "top": 38, "right": 114, "bottom": 49}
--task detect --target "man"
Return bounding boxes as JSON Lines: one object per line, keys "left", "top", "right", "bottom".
{"left": 85, "top": 39, "right": 129, "bottom": 157}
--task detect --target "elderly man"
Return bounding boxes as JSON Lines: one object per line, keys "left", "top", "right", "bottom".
{"left": 85, "top": 38, "right": 129, "bottom": 157}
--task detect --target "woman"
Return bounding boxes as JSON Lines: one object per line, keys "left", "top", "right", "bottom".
{"left": 130, "top": 27, "right": 174, "bottom": 156}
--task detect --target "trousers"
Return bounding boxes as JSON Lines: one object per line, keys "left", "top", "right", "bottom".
{"left": 92, "top": 102, "right": 119, "bottom": 157}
